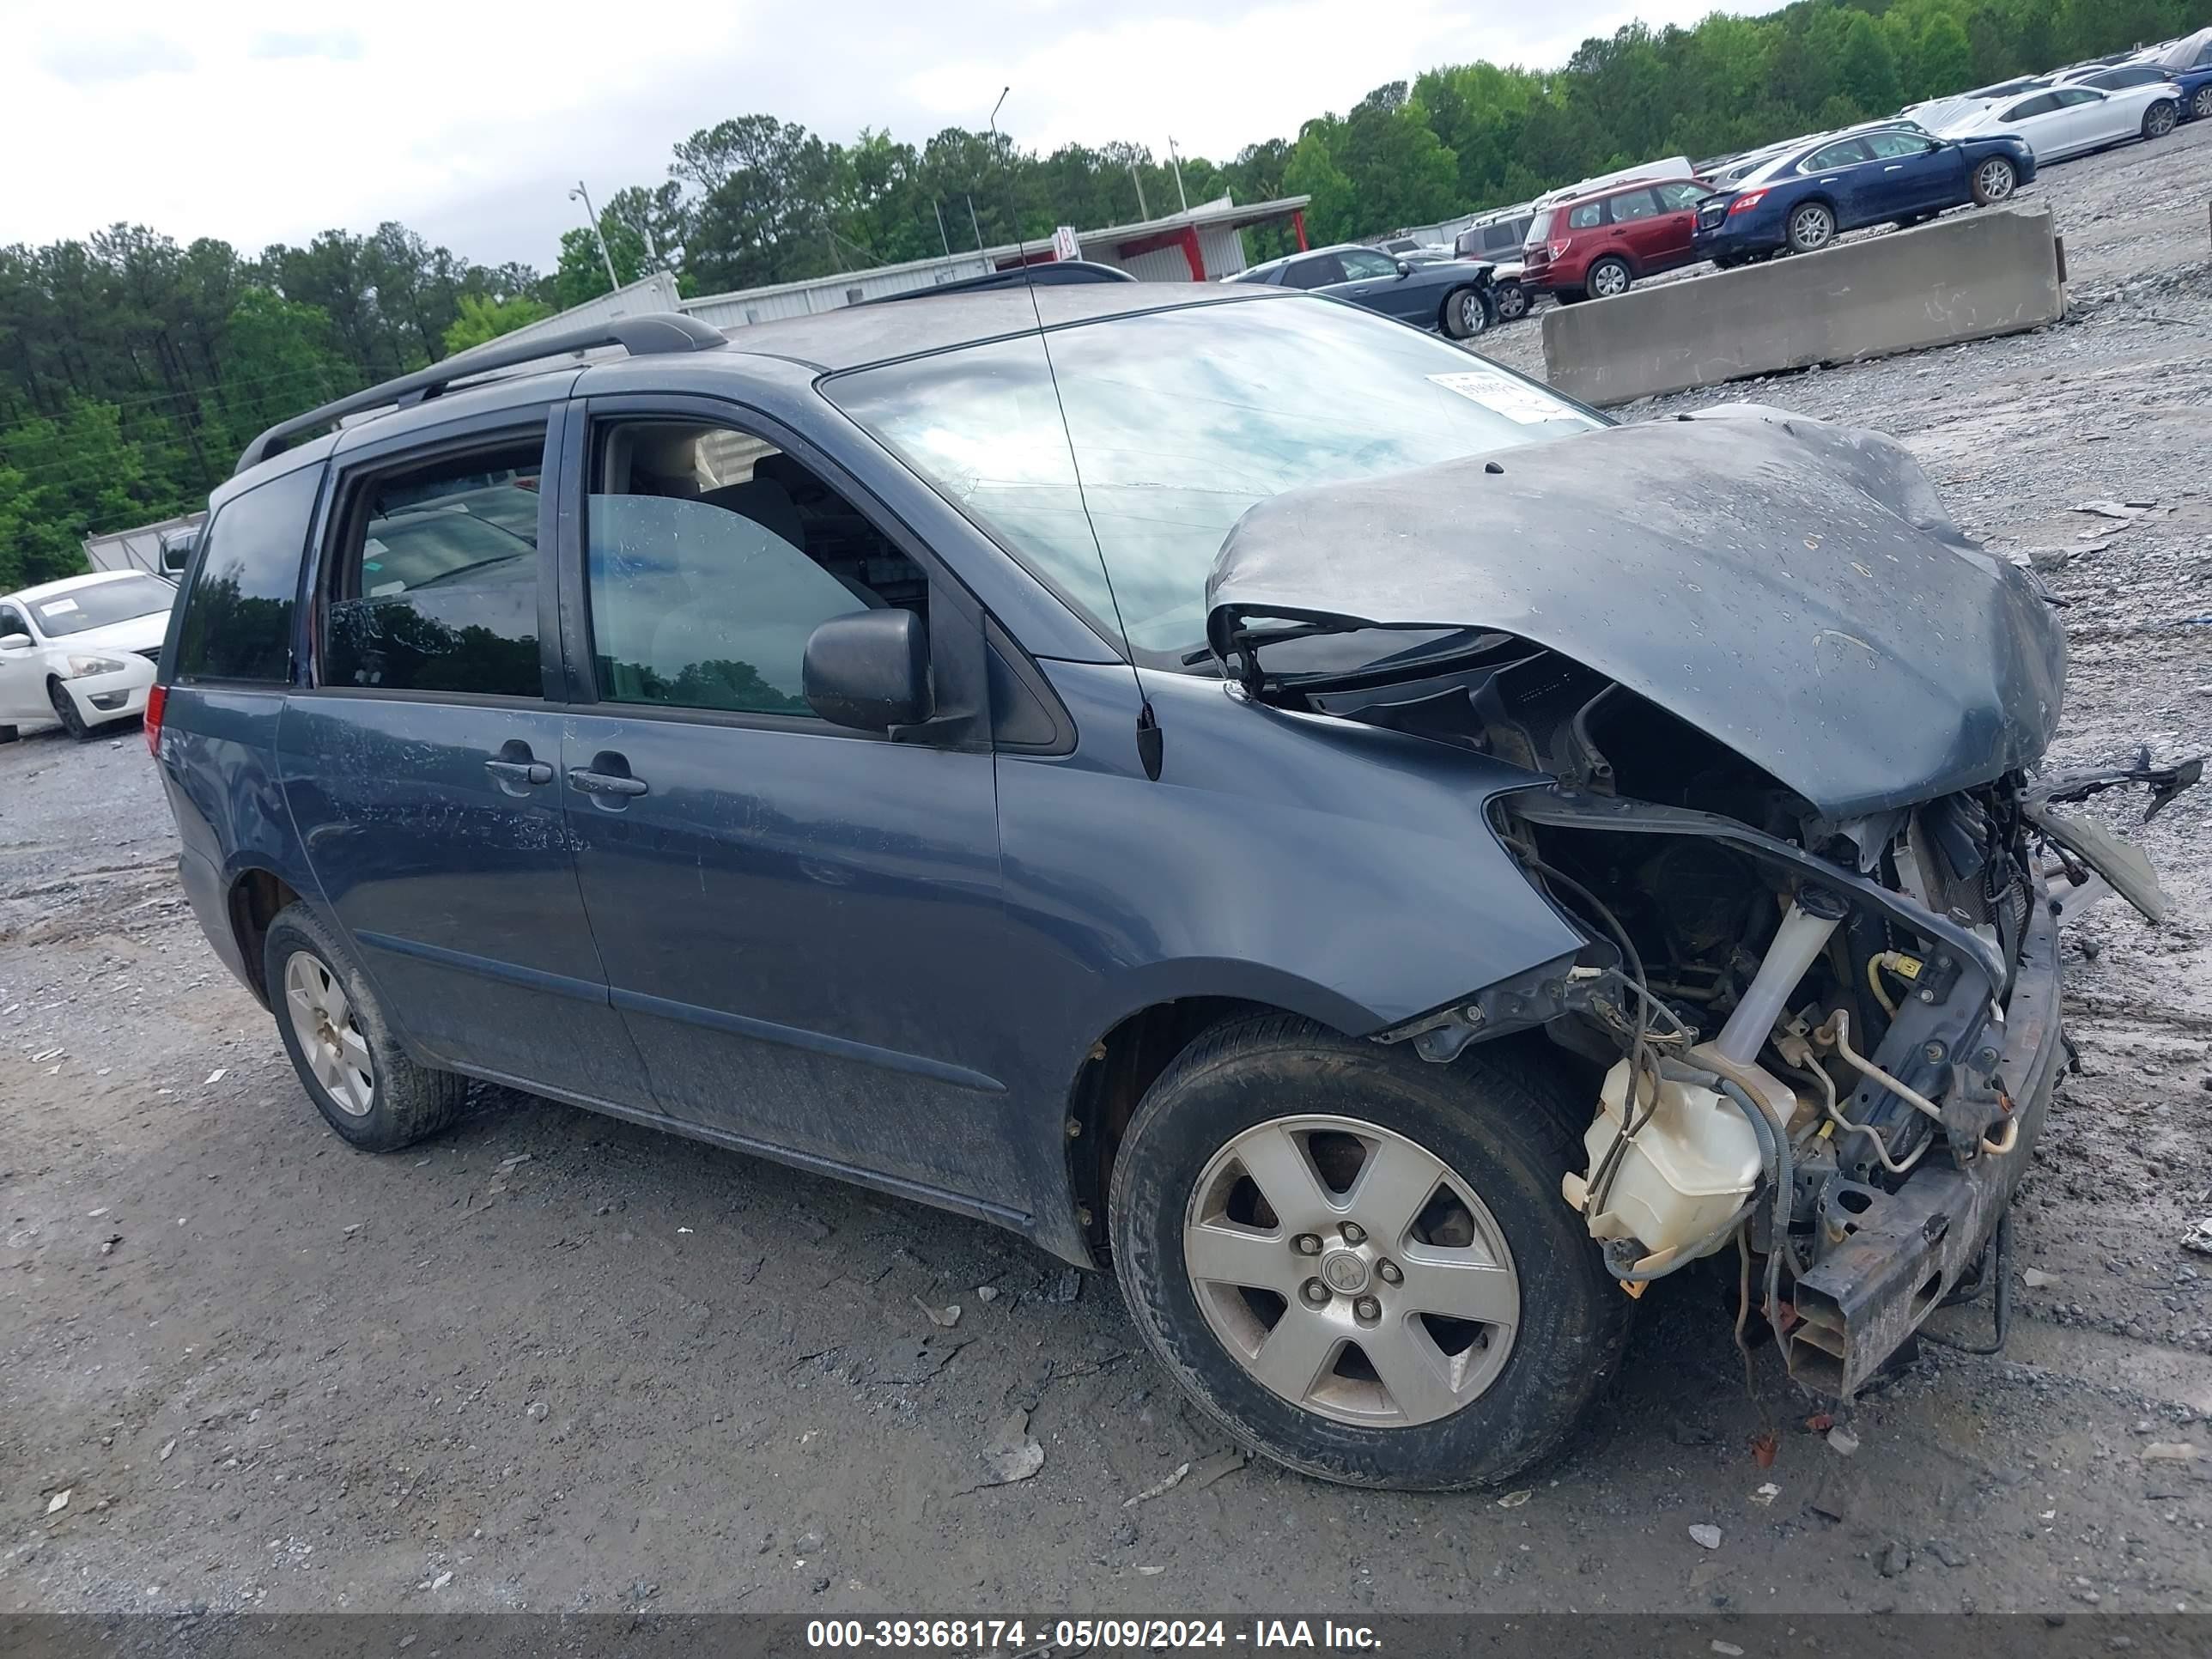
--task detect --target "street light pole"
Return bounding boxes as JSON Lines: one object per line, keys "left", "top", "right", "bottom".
{"left": 568, "top": 181, "right": 622, "bottom": 293}
{"left": 1167, "top": 137, "right": 1189, "bottom": 212}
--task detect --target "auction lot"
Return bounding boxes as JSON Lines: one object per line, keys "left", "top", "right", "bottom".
{"left": 5, "top": 126, "right": 2212, "bottom": 1620}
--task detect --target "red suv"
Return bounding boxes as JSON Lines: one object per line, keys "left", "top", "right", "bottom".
{"left": 1521, "top": 178, "right": 1714, "bottom": 303}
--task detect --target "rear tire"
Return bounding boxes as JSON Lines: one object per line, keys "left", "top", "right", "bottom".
{"left": 2143, "top": 100, "right": 2178, "bottom": 139}
{"left": 264, "top": 902, "right": 467, "bottom": 1152}
{"left": 1109, "top": 1015, "right": 1630, "bottom": 1491}
{"left": 1585, "top": 257, "right": 1632, "bottom": 300}
{"left": 1785, "top": 201, "right": 1836, "bottom": 253}
{"left": 46, "top": 679, "right": 92, "bottom": 741}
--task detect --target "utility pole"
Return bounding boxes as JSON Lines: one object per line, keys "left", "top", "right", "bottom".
{"left": 968, "top": 195, "right": 985, "bottom": 252}
{"left": 1129, "top": 161, "right": 1149, "bottom": 219}
{"left": 568, "top": 181, "right": 622, "bottom": 292}
{"left": 934, "top": 200, "right": 952, "bottom": 258}
{"left": 1167, "top": 138, "right": 1189, "bottom": 212}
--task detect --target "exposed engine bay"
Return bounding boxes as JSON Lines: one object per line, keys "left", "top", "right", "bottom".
{"left": 1288, "top": 646, "right": 2196, "bottom": 1393}
{"left": 1201, "top": 404, "right": 2204, "bottom": 1394}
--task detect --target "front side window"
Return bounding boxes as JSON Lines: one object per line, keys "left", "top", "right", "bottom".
{"left": 28, "top": 575, "right": 173, "bottom": 637}
{"left": 2052, "top": 88, "right": 2101, "bottom": 106}
{"left": 1339, "top": 250, "right": 1399, "bottom": 280}
{"left": 0, "top": 605, "right": 29, "bottom": 640}
{"left": 827, "top": 298, "right": 1601, "bottom": 665}
{"left": 321, "top": 440, "right": 544, "bottom": 697}
{"left": 1864, "top": 131, "right": 1935, "bottom": 159}
{"left": 176, "top": 462, "right": 322, "bottom": 684}
{"left": 585, "top": 422, "right": 925, "bottom": 717}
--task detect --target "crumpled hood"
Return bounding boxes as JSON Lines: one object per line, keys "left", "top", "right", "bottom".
{"left": 1205, "top": 404, "right": 2066, "bottom": 818}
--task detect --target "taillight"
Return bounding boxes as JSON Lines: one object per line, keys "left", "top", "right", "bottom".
{"left": 144, "top": 684, "right": 167, "bottom": 757}
{"left": 1548, "top": 239, "right": 1571, "bottom": 258}
{"left": 1728, "top": 191, "right": 1767, "bottom": 216}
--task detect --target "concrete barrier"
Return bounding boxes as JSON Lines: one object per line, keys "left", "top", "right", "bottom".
{"left": 1540, "top": 202, "right": 2065, "bottom": 406}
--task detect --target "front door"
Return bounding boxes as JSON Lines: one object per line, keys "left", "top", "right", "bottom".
{"left": 280, "top": 416, "right": 648, "bottom": 1106}
{"left": 1333, "top": 247, "right": 1421, "bottom": 321}
{"left": 0, "top": 603, "right": 42, "bottom": 722}
{"left": 1648, "top": 182, "right": 1710, "bottom": 269}
{"left": 556, "top": 404, "right": 1026, "bottom": 1205}
{"left": 1863, "top": 131, "right": 1960, "bottom": 216}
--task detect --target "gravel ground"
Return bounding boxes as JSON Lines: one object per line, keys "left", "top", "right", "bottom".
{"left": 3, "top": 125, "right": 2210, "bottom": 1622}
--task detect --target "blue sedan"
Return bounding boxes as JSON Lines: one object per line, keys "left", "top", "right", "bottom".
{"left": 1692, "top": 126, "right": 2037, "bottom": 262}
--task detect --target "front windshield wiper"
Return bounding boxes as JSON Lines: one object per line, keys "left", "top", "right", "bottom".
{"left": 406, "top": 554, "right": 527, "bottom": 590}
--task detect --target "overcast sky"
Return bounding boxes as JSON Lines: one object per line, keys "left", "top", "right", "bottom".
{"left": 10, "top": 0, "right": 1735, "bottom": 270}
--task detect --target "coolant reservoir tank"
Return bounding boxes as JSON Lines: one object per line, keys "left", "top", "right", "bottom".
{"left": 1574, "top": 1060, "right": 1762, "bottom": 1262}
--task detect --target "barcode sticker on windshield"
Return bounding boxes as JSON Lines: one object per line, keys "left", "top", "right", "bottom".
{"left": 40, "top": 597, "right": 80, "bottom": 614}
{"left": 1427, "top": 373, "right": 1566, "bottom": 423}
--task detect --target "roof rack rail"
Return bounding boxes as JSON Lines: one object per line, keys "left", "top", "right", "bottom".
{"left": 233, "top": 311, "right": 726, "bottom": 476}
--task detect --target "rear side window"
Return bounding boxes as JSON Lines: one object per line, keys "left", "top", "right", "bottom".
{"left": 321, "top": 439, "right": 545, "bottom": 698}
{"left": 1282, "top": 255, "right": 1345, "bottom": 289}
{"left": 175, "top": 464, "right": 322, "bottom": 684}
{"left": 1566, "top": 202, "right": 1605, "bottom": 229}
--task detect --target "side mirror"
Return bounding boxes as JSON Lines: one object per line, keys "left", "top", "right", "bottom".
{"left": 161, "top": 538, "right": 193, "bottom": 574}
{"left": 1395, "top": 259, "right": 1413, "bottom": 276}
{"left": 803, "top": 608, "right": 931, "bottom": 732}
{"left": 0, "top": 634, "right": 32, "bottom": 653}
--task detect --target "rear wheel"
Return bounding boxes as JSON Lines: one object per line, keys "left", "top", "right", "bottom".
{"left": 1440, "top": 286, "right": 1492, "bottom": 339}
{"left": 2143, "top": 100, "right": 2179, "bottom": 139}
{"left": 1109, "top": 1015, "right": 1629, "bottom": 1490}
{"left": 1785, "top": 201, "right": 1836, "bottom": 253}
{"left": 1585, "top": 257, "right": 1632, "bottom": 300}
{"left": 264, "top": 902, "right": 467, "bottom": 1151}
{"left": 46, "top": 679, "right": 92, "bottom": 741}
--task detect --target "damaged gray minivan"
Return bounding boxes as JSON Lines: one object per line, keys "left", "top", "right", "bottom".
{"left": 155, "top": 288, "right": 2198, "bottom": 1491}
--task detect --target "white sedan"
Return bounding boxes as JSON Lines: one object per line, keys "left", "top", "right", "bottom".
{"left": 0, "top": 570, "right": 170, "bottom": 740}
{"left": 1937, "top": 78, "right": 2183, "bottom": 160}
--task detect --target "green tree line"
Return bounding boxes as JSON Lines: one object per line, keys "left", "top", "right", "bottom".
{"left": 1, "top": 0, "right": 2191, "bottom": 589}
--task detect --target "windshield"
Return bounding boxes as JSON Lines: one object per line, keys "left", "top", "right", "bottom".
{"left": 828, "top": 296, "right": 1600, "bottom": 664}
{"left": 29, "top": 574, "right": 174, "bottom": 636}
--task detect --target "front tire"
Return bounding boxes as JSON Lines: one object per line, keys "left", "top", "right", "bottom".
{"left": 1109, "top": 1015, "right": 1629, "bottom": 1491}
{"left": 1441, "top": 286, "right": 1492, "bottom": 339}
{"left": 2192, "top": 84, "right": 2212, "bottom": 121}
{"left": 1492, "top": 283, "right": 1528, "bottom": 321}
{"left": 264, "top": 902, "right": 467, "bottom": 1151}
{"left": 46, "top": 679, "right": 92, "bottom": 740}
{"left": 1785, "top": 201, "right": 1836, "bottom": 253}
{"left": 1585, "top": 257, "right": 1632, "bottom": 300}
{"left": 1970, "top": 155, "right": 2017, "bottom": 205}
{"left": 2144, "top": 100, "right": 2179, "bottom": 139}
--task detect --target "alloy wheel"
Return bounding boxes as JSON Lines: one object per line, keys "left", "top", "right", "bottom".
{"left": 1496, "top": 285, "right": 1528, "bottom": 320}
{"left": 284, "top": 951, "right": 375, "bottom": 1116}
{"left": 1975, "top": 159, "right": 2014, "bottom": 201}
{"left": 1589, "top": 261, "right": 1628, "bottom": 298}
{"left": 2147, "top": 102, "right": 2177, "bottom": 137}
{"left": 1790, "top": 204, "right": 1834, "bottom": 250}
{"left": 2194, "top": 86, "right": 2212, "bottom": 120}
{"left": 1455, "top": 290, "right": 1486, "bottom": 337}
{"left": 1181, "top": 1114, "right": 1520, "bottom": 1428}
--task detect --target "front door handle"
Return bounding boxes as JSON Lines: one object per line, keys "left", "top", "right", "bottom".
{"left": 571, "top": 767, "right": 648, "bottom": 798}
{"left": 485, "top": 758, "right": 553, "bottom": 786}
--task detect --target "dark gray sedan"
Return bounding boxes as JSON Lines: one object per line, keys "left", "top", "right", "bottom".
{"left": 1233, "top": 241, "right": 1497, "bottom": 337}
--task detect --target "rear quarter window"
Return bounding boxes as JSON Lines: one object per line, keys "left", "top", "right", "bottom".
{"left": 175, "top": 464, "right": 323, "bottom": 684}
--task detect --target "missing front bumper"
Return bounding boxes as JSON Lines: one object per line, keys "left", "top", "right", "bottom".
{"left": 1785, "top": 883, "right": 2063, "bottom": 1395}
